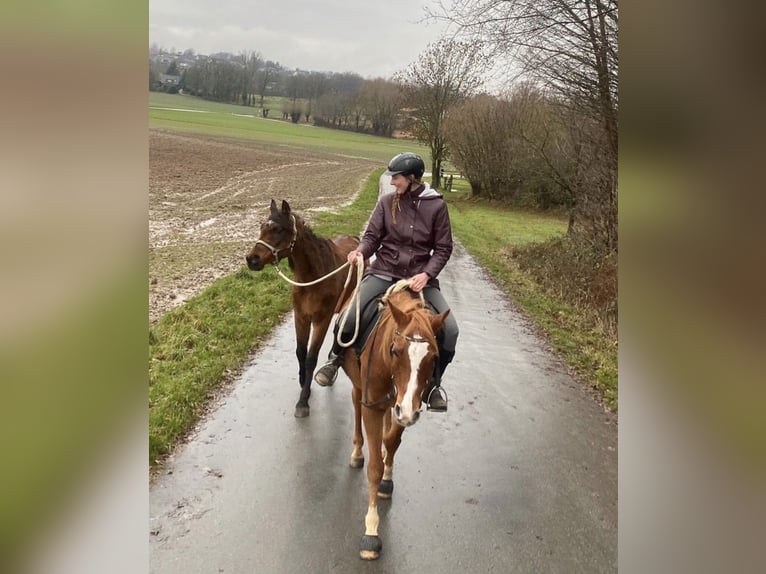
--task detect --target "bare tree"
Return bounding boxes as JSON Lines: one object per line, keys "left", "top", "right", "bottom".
{"left": 395, "top": 39, "right": 486, "bottom": 190}
{"left": 302, "top": 72, "right": 330, "bottom": 122}
{"left": 426, "top": 0, "right": 618, "bottom": 251}
{"left": 360, "top": 78, "right": 402, "bottom": 137}
{"left": 238, "top": 51, "right": 263, "bottom": 106}
{"left": 254, "top": 66, "right": 278, "bottom": 109}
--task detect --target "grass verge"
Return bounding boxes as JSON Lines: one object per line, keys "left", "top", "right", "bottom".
{"left": 445, "top": 196, "right": 618, "bottom": 411}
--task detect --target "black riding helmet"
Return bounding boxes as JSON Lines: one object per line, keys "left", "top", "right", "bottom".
{"left": 384, "top": 152, "right": 425, "bottom": 178}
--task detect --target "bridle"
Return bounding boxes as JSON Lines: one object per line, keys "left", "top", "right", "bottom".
{"left": 253, "top": 214, "right": 297, "bottom": 265}
{"left": 360, "top": 325, "right": 431, "bottom": 410}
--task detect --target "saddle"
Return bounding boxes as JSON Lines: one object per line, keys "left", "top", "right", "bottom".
{"left": 342, "top": 296, "right": 383, "bottom": 357}
{"left": 347, "top": 291, "right": 440, "bottom": 358}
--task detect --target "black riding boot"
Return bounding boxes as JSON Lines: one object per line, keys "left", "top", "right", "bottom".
{"left": 424, "top": 349, "right": 455, "bottom": 412}
{"left": 314, "top": 340, "right": 345, "bottom": 387}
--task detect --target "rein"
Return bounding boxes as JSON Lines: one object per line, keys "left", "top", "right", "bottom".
{"left": 360, "top": 319, "right": 396, "bottom": 409}
{"left": 358, "top": 283, "right": 428, "bottom": 410}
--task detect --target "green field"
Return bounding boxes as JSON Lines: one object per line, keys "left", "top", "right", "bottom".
{"left": 150, "top": 92, "right": 428, "bottom": 164}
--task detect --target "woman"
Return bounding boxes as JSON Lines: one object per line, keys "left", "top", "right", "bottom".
{"left": 314, "top": 152, "right": 459, "bottom": 412}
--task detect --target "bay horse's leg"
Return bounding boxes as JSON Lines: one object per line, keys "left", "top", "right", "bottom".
{"left": 378, "top": 418, "right": 405, "bottom": 500}
{"left": 349, "top": 384, "right": 364, "bottom": 468}
{"left": 360, "top": 407, "right": 385, "bottom": 560}
{"left": 293, "top": 310, "right": 312, "bottom": 418}
{"left": 296, "top": 312, "right": 331, "bottom": 416}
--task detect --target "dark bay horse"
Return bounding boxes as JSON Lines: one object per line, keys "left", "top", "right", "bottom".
{"left": 246, "top": 199, "right": 360, "bottom": 418}
{"left": 339, "top": 281, "right": 449, "bottom": 560}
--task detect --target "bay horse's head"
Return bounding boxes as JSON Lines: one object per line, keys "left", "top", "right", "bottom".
{"left": 382, "top": 291, "right": 449, "bottom": 427}
{"left": 246, "top": 199, "right": 297, "bottom": 271}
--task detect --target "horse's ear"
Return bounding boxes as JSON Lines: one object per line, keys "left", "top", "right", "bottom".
{"left": 281, "top": 199, "right": 291, "bottom": 214}
{"left": 430, "top": 309, "right": 450, "bottom": 334}
{"left": 388, "top": 299, "right": 408, "bottom": 327}
{"left": 270, "top": 199, "right": 278, "bottom": 213}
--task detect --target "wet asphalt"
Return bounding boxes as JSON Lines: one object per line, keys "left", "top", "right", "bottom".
{"left": 149, "top": 241, "right": 617, "bottom": 573}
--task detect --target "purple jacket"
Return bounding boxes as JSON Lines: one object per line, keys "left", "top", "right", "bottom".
{"left": 358, "top": 183, "right": 453, "bottom": 289}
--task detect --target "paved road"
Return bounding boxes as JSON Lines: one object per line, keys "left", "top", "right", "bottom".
{"left": 150, "top": 241, "right": 617, "bottom": 573}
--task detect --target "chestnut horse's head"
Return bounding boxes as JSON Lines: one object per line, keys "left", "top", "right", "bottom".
{"left": 246, "top": 199, "right": 297, "bottom": 271}
{"left": 379, "top": 291, "right": 449, "bottom": 427}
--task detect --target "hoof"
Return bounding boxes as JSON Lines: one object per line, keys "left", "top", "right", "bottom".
{"left": 377, "top": 479, "right": 394, "bottom": 499}
{"left": 294, "top": 405, "right": 310, "bottom": 418}
{"left": 359, "top": 535, "right": 382, "bottom": 560}
{"left": 349, "top": 456, "right": 364, "bottom": 469}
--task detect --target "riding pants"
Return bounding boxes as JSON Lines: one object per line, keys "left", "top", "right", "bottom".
{"left": 337, "top": 274, "right": 459, "bottom": 353}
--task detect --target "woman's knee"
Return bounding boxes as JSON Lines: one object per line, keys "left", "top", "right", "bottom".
{"left": 442, "top": 313, "right": 459, "bottom": 352}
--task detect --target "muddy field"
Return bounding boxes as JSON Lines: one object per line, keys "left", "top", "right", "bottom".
{"left": 149, "top": 129, "right": 378, "bottom": 323}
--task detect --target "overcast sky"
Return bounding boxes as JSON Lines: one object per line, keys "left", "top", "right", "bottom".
{"left": 149, "top": 0, "right": 453, "bottom": 79}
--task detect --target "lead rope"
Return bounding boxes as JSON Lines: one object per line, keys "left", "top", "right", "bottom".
{"left": 271, "top": 257, "right": 352, "bottom": 287}
{"left": 334, "top": 253, "right": 365, "bottom": 348}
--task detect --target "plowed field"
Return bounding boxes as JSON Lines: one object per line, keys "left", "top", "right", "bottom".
{"left": 149, "top": 129, "right": 378, "bottom": 323}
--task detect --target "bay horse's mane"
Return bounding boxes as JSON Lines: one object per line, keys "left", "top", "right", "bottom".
{"left": 267, "top": 208, "right": 345, "bottom": 275}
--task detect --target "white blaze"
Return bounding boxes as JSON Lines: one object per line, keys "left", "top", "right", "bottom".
{"left": 400, "top": 336, "right": 428, "bottom": 420}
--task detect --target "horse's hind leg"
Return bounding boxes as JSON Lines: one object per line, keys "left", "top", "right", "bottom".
{"left": 307, "top": 313, "right": 332, "bottom": 379}
{"left": 296, "top": 313, "right": 331, "bottom": 417}
{"left": 349, "top": 384, "right": 364, "bottom": 468}
{"left": 293, "top": 312, "right": 311, "bottom": 418}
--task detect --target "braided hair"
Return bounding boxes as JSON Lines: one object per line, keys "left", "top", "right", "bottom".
{"left": 391, "top": 176, "right": 419, "bottom": 224}
{"left": 391, "top": 192, "right": 401, "bottom": 224}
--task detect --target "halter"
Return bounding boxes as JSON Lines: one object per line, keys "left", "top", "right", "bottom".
{"left": 394, "top": 330, "right": 429, "bottom": 344}
{"left": 360, "top": 325, "right": 429, "bottom": 410}
{"left": 254, "top": 214, "right": 297, "bottom": 265}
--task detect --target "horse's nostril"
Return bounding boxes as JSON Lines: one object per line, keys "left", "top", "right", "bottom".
{"left": 394, "top": 404, "right": 401, "bottom": 419}
{"left": 246, "top": 255, "right": 263, "bottom": 270}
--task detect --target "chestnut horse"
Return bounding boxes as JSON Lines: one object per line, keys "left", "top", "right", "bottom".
{"left": 339, "top": 281, "right": 449, "bottom": 560}
{"left": 245, "top": 199, "right": 360, "bottom": 418}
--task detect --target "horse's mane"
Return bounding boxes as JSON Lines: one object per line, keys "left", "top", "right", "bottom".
{"left": 271, "top": 210, "right": 343, "bottom": 272}
{"left": 375, "top": 290, "right": 437, "bottom": 368}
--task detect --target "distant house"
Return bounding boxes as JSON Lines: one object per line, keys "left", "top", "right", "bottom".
{"left": 160, "top": 73, "right": 181, "bottom": 87}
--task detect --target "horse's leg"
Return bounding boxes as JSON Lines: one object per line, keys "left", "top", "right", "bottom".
{"left": 296, "top": 313, "right": 331, "bottom": 416}
{"left": 306, "top": 313, "right": 332, "bottom": 384}
{"left": 360, "top": 407, "right": 385, "bottom": 560}
{"left": 378, "top": 416, "right": 405, "bottom": 500}
{"left": 349, "top": 384, "right": 364, "bottom": 468}
{"left": 293, "top": 311, "right": 312, "bottom": 418}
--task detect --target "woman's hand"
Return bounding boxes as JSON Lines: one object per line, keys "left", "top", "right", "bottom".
{"left": 347, "top": 249, "right": 362, "bottom": 265}
{"left": 409, "top": 272, "right": 429, "bottom": 292}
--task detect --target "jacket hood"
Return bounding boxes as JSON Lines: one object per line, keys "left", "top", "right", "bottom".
{"left": 415, "top": 183, "right": 442, "bottom": 199}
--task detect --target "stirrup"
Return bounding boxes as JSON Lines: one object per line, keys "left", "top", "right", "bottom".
{"left": 425, "top": 385, "right": 448, "bottom": 412}
{"left": 314, "top": 362, "right": 339, "bottom": 387}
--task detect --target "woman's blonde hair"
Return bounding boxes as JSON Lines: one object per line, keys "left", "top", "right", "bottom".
{"left": 391, "top": 175, "right": 420, "bottom": 224}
